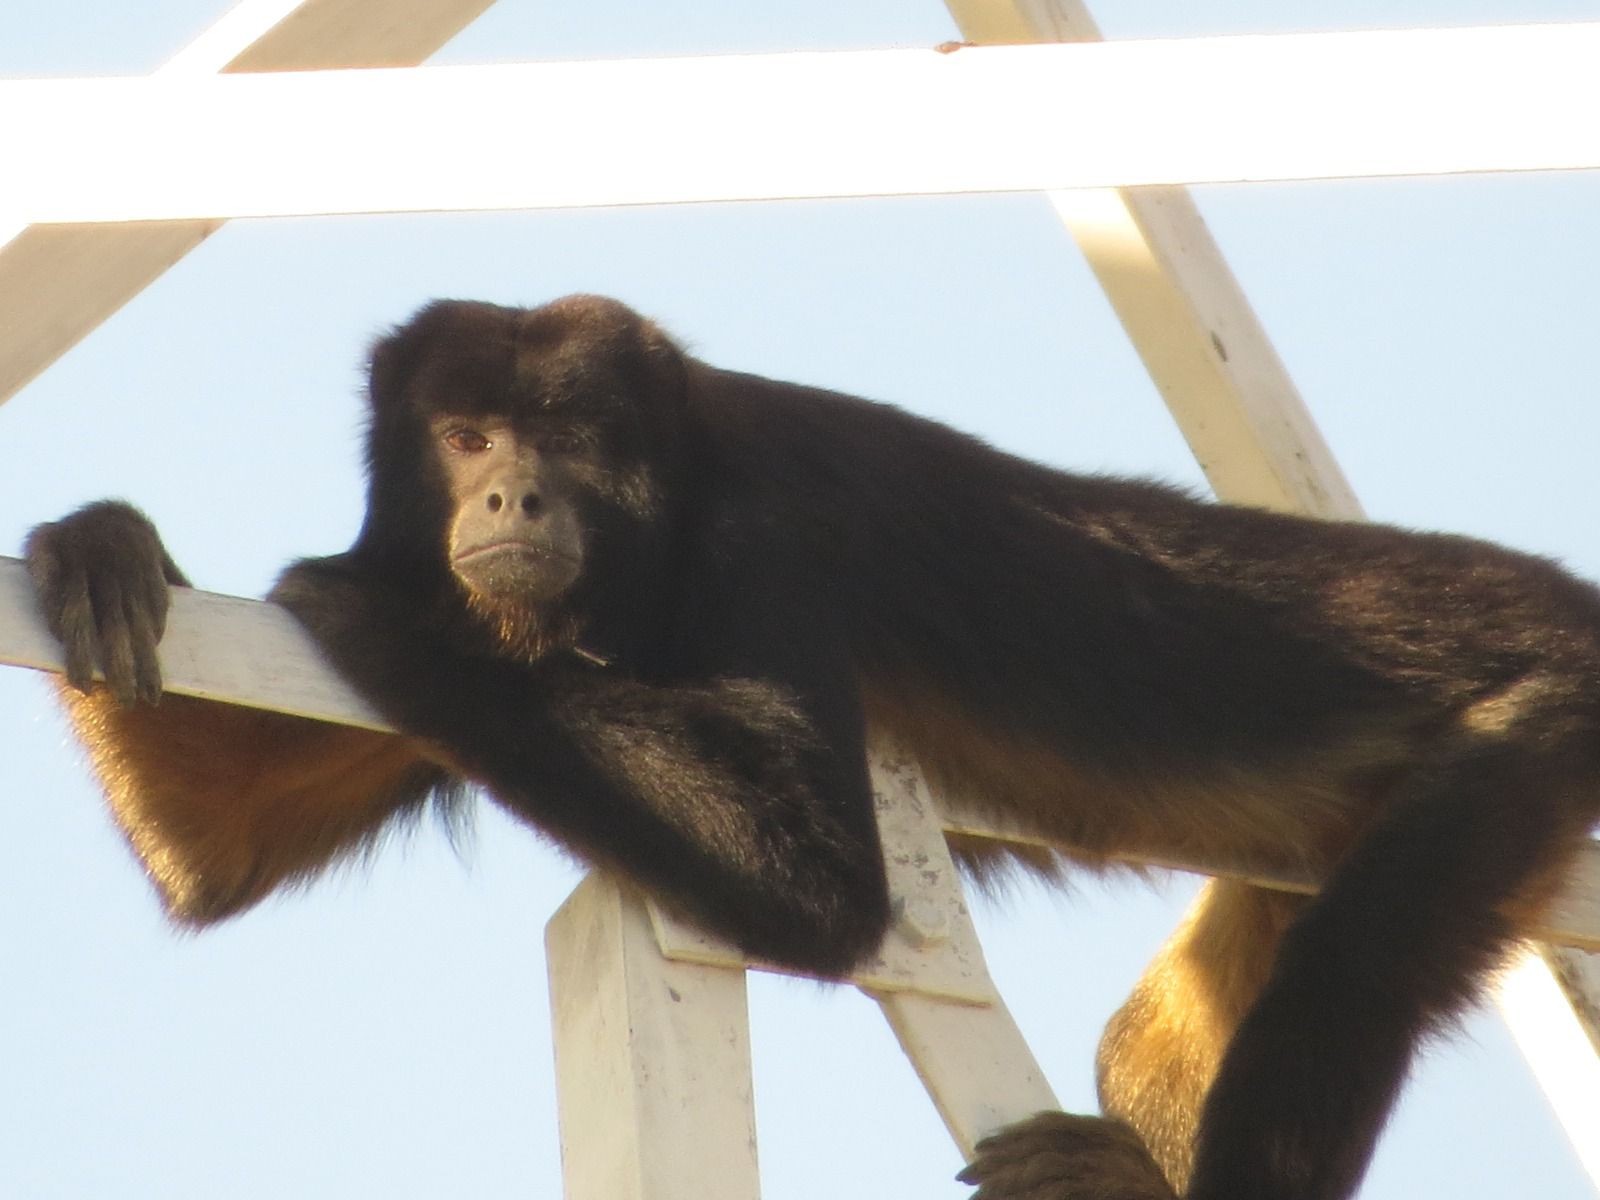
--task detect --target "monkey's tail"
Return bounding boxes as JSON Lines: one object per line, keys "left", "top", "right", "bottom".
{"left": 1094, "top": 879, "right": 1305, "bottom": 1192}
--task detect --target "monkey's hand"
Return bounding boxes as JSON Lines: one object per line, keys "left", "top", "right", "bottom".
{"left": 958, "top": 1112, "right": 1178, "bottom": 1200}
{"left": 23, "top": 501, "right": 185, "bottom": 706}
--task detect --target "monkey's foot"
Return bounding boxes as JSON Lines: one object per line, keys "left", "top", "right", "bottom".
{"left": 958, "top": 1112, "right": 1178, "bottom": 1200}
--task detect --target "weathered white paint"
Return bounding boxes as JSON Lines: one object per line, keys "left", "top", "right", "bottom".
{"left": 876, "top": 989, "right": 1059, "bottom": 1161}
{"left": 0, "top": 554, "right": 385, "bottom": 729}
{"left": 860, "top": 742, "right": 1058, "bottom": 1159}
{"left": 546, "top": 873, "right": 760, "bottom": 1200}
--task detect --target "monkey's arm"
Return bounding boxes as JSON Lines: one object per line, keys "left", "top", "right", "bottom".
{"left": 25, "top": 502, "right": 444, "bottom": 924}
{"left": 275, "top": 556, "right": 892, "bottom": 977}
{"left": 512, "top": 664, "right": 891, "bottom": 975}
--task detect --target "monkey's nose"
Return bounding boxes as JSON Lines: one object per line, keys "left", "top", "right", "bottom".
{"left": 485, "top": 490, "right": 542, "bottom": 516}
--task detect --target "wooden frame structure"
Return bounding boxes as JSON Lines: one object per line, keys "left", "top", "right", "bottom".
{"left": 2, "top": 0, "right": 1596, "bottom": 1194}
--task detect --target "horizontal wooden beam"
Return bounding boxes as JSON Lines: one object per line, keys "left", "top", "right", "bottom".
{"left": 0, "top": 555, "right": 385, "bottom": 730}
{"left": 3, "top": 24, "right": 1600, "bottom": 226}
{"left": 3, "top": 554, "right": 1594, "bottom": 950}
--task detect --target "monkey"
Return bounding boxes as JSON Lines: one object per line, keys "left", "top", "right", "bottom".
{"left": 23, "top": 294, "right": 1600, "bottom": 1200}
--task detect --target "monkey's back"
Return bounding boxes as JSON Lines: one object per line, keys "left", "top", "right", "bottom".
{"left": 687, "top": 363, "right": 1600, "bottom": 869}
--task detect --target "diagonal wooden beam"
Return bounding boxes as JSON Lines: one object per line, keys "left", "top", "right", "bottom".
{"left": 0, "top": 0, "right": 498, "bottom": 408}
{"left": 943, "top": 0, "right": 1600, "bottom": 1175}
{"left": 945, "top": 0, "right": 1359, "bottom": 516}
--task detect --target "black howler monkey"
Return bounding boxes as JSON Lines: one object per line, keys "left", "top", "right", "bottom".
{"left": 24, "top": 295, "right": 1600, "bottom": 1200}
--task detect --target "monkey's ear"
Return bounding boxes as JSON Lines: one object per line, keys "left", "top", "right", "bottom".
{"left": 368, "top": 299, "right": 507, "bottom": 413}
{"left": 366, "top": 321, "right": 428, "bottom": 413}
{"left": 639, "top": 321, "right": 691, "bottom": 401}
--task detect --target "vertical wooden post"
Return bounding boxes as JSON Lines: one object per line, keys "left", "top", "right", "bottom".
{"left": 546, "top": 873, "right": 761, "bottom": 1200}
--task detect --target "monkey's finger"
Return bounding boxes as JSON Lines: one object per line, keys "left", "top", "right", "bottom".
{"left": 957, "top": 1154, "right": 1069, "bottom": 1199}
{"left": 134, "top": 545, "right": 172, "bottom": 641}
{"left": 959, "top": 1156, "right": 1141, "bottom": 1200}
{"left": 958, "top": 1166, "right": 1071, "bottom": 1200}
{"left": 957, "top": 1113, "right": 1175, "bottom": 1200}
{"left": 90, "top": 575, "right": 142, "bottom": 708}
{"left": 50, "top": 563, "right": 101, "bottom": 694}
{"left": 125, "top": 594, "right": 165, "bottom": 705}
{"left": 23, "top": 536, "right": 63, "bottom": 624}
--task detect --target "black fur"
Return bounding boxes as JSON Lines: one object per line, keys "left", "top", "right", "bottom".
{"left": 24, "top": 294, "right": 1600, "bottom": 1200}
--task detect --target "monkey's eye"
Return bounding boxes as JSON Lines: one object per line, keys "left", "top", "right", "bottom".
{"left": 444, "top": 427, "right": 492, "bottom": 454}
{"left": 541, "top": 430, "right": 587, "bottom": 455}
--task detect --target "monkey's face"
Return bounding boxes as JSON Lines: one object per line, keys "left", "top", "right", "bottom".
{"left": 361, "top": 295, "right": 690, "bottom": 658}
{"left": 432, "top": 416, "right": 588, "bottom": 610}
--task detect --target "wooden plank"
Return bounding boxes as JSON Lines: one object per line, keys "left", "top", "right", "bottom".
{"left": 944, "top": 1, "right": 1358, "bottom": 517}
{"left": 546, "top": 873, "right": 761, "bottom": 1200}
{"left": 6, "top": 25, "right": 1600, "bottom": 230}
{"left": 940, "top": 0, "right": 1600, "bottom": 1168}
{"left": 1500, "top": 948, "right": 1600, "bottom": 1182}
{"left": 940, "top": 815, "right": 1600, "bottom": 954}
{"left": 0, "top": 555, "right": 384, "bottom": 730}
{"left": 4, "top": 554, "right": 1595, "bottom": 952}
{"left": 859, "top": 740, "right": 1059, "bottom": 1157}
{"left": 211, "top": 0, "right": 498, "bottom": 73}
{"left": 874, "top": 990, "right": 1059, "bottom": 1160}
{"left": 650, "top": 738, "right": 1002, "bottom": 1004}
{"left": 1046, "top": 186, "right": 1362, "bottom": 515}
{"left": 0, "top": 0, "right": 498, "bottom": 407}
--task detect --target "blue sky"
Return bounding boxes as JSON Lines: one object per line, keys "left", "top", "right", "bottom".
{"left": 1, "top": 2, "right": 1596, "bottom": 1197}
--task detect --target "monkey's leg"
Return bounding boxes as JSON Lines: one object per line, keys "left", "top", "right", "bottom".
{"left": 1186, "top": 733, "right": 1600, "bottom": 1200}
{"left": 1097, "top": 881, "right": 1304, "bottom": 1192}
{"left": 963, "top": 885, "right": 1302, "bottom": 1200}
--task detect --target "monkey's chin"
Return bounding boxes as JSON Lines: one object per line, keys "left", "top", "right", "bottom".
{"left": 454, "top": 544, "right": 581, "bottom": 607}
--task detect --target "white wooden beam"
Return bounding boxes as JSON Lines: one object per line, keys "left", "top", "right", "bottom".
{"left": 183, "top": 0, "right": 499, "bottom": 73}
{"left": 942, "top": 3, "right": 1358, "bottom": 518}
{"left": 546, "top": 873, "right": 761, "bottom": 1200}
{"left": 4, "top": 25, "right": 1600, "bottom": 231}
{"left": 939, "top": 0, "right": 1600, "bottom": 1170}
{"left": 859, "top": 743, "right": 1059, "bottom": 1158}
{"left": 1500, "top": 947, "right": 1600, "bottom": 1183}
{"left": 939, "top": 813, "right": 1600, "bottom": 955}
{"left": 0, "top": 0, "right": 498, "bottom": 407}
{"left": 1045, "top": 186, "right": 1361, "bottom": 514}
{"left": 0, "top": 553, "right": 385, "bottom": 729}
{"left": 3, "top": 554, "right": 1595, "bottom": 953}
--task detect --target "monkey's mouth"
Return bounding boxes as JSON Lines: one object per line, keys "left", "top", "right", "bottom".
{"left": 453, "top": 543, "right": 582, "bottom": 602}
{"left": 454, "top": 541, "right": 574, "bottom": 567}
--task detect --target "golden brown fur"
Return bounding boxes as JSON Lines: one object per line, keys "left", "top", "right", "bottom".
{"left": 61, "top": 684, "right": 440, "bottom": 924}
{"left": 1095, "top": 882, "right": 1305, "bottom": 1191}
